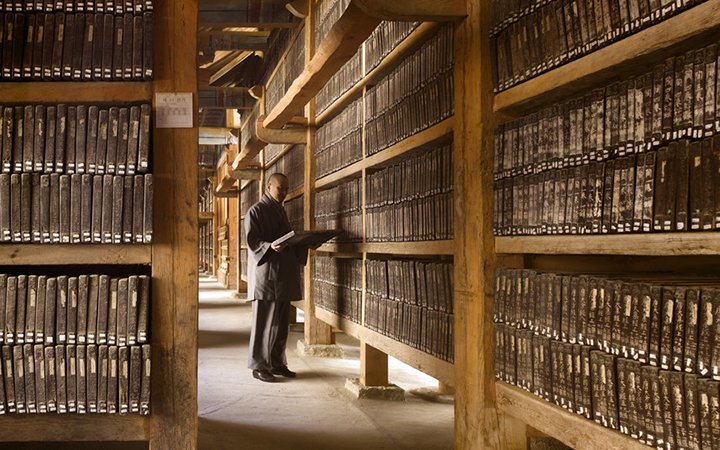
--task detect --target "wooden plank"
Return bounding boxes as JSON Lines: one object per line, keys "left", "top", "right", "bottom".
{"left": 315, "top": 307, "right": 455, "bottom": 384}
{"left": 230, "top": 137, "right": 267, "bottom": 170}
{"left": 454, "top": 0, "right": 507, "bottom": 448}
{"left": 315, "top": 159, "right": 364, "bottom": 190}
{"left": 315, "top": 22, "right": 442, "bottom": 126}
{"left": 364, "top": 241, "right": 455, "bottom": 255}
{"left": 494, "top": 0, "right": 720, "bottom": 116}
{"left": 495, "top": 233, "right": 720, "bottom": 256}
{"left": 497, "top": 383, "right": 647, "bottom": 450}
{"left": 0, "top": 82, "right": 152, "bottom": 103}
{"left": 315, "top": 241, "right": 454, "bottom": 255}
{"left": 364, "top": 117, "right": 454, "bottom": 170}
{"left": 152, "top": 0, "right": 199, "bottom": 449}
{"left": 264, "top": 3, "right": 381, "bottom": 128}
{"left": 215, "top": 174, "right": 238, "bottom": 193}
{"left": 285, "top": 187, "right": 304, "bottom": 202}
{"left": 199, "top": 11, "right": 297, "bottom": 28}
{"left": 231, "top": 169, "right": 262, "bottom": 180}
{"left": 354, "top": 0, "right": 466, "bottom": 20}
{"left": 0, "top": 245, "right": 151, "bottom": 265}
{"left": 0, "top": 415, "right": 149, "bottom": 441}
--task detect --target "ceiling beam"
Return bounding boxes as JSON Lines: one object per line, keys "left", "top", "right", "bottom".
{"left": 199, "top": 11, "right": 297, "bottom": 28}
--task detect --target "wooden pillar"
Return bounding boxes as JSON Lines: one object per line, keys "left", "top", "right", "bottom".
{"left": 303, "top": 0, "right": 335, "bottom": 346}
{"left": 151, "top": 0, "right": 198, "bottom": 448}
{"left": 438, "top": 381, "right": 455, "bottom": 395}
{"left": 360, "top": 342, "right": 388, "bottom": 386}
{"left": 453, "top": 0, "right": 526, "bottom": 448}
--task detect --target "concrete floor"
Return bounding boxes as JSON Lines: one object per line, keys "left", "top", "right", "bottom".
{"left": 198, "top": 276, "right": 454, "bottom": 450}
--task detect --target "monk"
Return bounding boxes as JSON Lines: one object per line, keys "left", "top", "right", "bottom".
{"left": 245, "top": 173, "right": 306, "bottom": 382}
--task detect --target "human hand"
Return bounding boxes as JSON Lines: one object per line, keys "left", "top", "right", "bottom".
{"left": 271, "top": 242, "right": 286, "bottom": 252}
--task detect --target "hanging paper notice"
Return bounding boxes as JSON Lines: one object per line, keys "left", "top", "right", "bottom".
{"left": 155, "top": 93, "right": 193, "bottom": 128}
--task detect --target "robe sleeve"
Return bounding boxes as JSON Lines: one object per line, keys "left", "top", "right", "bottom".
{"left": 294, "top": 246, "right": 308, "bottom": 266}
{"left": 245, "top": 207, "right": 273, "bottom": 265}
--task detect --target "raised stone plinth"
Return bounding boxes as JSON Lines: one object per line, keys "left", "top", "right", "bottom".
{"left": 296, "top": 339, "right": 344, "bottom": 358}
{"left": 345, "top": 378, "right": 405, "bottom": 401}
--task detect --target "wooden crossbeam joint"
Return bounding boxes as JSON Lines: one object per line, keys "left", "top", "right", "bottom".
{"left": 255, "top": 115, "right": 307, "bottom": 144}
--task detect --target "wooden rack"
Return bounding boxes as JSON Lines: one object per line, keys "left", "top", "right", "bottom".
{"left": 263, "top": 0, "right": 466, "bottom": 129}
{"left": 480, "top": 0, "right": 720, "bottom": 449}
{"left": 0, "top": 1, "right": 198, "bottom": 447}
{"left": 493, "top": 0, "right": 720, "bottom": 116}
{"left": 314, "top": 308, "right": 454, "bottom": 383}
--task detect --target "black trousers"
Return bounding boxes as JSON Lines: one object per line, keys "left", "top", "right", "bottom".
{"left": 247, "top": 300, "right": 290, "bottom": 371}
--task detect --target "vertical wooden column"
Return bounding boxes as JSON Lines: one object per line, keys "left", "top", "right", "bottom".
{"left": 303, "top": 0, "right": 334, "bottom": 345}
{"left": 360, "top": 343, "right": 389, "bottom": 386}
{"left": 453, "top": 0, "right": 526, "bottom": 449}
{"left": 151, "top": 0, "right": 198, "bottom": 448}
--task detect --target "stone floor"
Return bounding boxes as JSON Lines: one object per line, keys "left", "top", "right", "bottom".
{"left": 198, "top": 276, "right": 454, "bottom": 450}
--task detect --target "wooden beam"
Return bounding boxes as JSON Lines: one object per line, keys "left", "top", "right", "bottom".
{"left": 0, "top": 245, "right": 151, "bottom": 265}
{"left": 152, "top": 0, "right": 198, "bottom": 448}
{"left": 454, "top": 0, "right": 510, "bottom": 448}
{"left": 286, "top": 0, "right": 308, "bottom": 18}
{"left": 249, "top": 85, "right": 264, "bottom": 99}
{"left": 255, "top": 115, "right": 307, "bottom": 144}
{"left": 360, "top": 343, "right": 389, "bottom": 387}
{"left": 0, "top": 82, "right": 152, "bottom": 103}
{"left": 214, "top": 188, "right": 240, "bottom": 198}
{"left": 354, "top": 0, "right": 467, "bottom": 20}
{"left": 209, "top": 51, "right": 253, "bottom": 85}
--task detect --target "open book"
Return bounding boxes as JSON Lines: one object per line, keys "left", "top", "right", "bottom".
{"left": 272, "top": 230, "right": 342, "bottom": 247}
{"left": 272, "top": 229, "right": 342, "bottom": 248}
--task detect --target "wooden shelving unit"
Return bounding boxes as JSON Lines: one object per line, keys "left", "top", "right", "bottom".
{"left": 315, "top": 308, "right": 454, "bottom": 384}
{"left": 285, "top": 187, "right": 304, "bottom": 202}
{"left": 0, "top": 1, "right": 198, "bottom": 448}
{"left": 263, "top": 0, "right": 466, "bottom": 130}
{"left": 315, "top": 118, "right": 454, "bottom": 190}
{"left": 314, "top": 21, "right": 443, "bottom": 125}
{"left": 493, "top": 0, "right": 720, "bottom": 116}
{"left": 480, "top": 1, "right": 720, "bottom": 449}
{"left": 496, "top": 383, "right": 648, "bottom": 450}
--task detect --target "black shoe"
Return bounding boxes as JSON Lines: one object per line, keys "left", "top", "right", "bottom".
{"left": 270, "top": 366, "right": 296, "bottom": 378}
{"left": 252, "top": 369, "right": 275, "bottom": 382}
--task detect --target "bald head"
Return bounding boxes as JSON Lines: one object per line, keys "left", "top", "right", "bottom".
{"left": 267, "top": 173, "right": 289, "bottom": 203}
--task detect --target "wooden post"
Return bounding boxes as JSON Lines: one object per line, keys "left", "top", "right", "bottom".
{"left": 151, "top": 0, "right": 198, "bottom": 448}
{"left": 438, "top": 381, "right": 455, "bottom": 395}
{"left": 453, "top": 0, "right": 526, "bottom": 448}
{"left": 360, "top": 342, "right": 388, "bottom": 386}
{"left": 304, "top": 0, "right": 335, "bottom": 346}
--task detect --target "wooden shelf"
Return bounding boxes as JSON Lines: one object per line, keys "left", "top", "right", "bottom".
{"left": 495, "top": 233, "right": 720, "bottom": 256}
{"left": 285, "top": 187, "right": 304, "bottom": 201}
{"left": 0, "top": 244, "right": 152, "bottom": 265}
{"left": 315, "top": 307, "right": 454, "bottom": 384}
{"left": 315, "top": 22, "right": 442, "bottom": 126}
{"left": 0, "top": 414, "right": 150, "bottom": 442}
{"left": 264, "top": 0, "right": 466, "bottom": 129}
{"left": 363, "top": 117, "right": 454, "bottom": 170}
{"left": 496, "top": 382, "right": 647, "bottom": 450}
{"left": 315, "top": 117, "right": 454, "bottom": 190}
{"left": 215, "top": 173, "right": 237, "bottom": 194}
{"left": 317, "top": 240, "right": 454, "bottom": 255}
{"left": 494, "top": 0, "right": 720, "bottom": 116}
{"left": 0, "top": 82, "right": 153, "bottom": 103}
{"left": 199, "top": 211, "right": 213, "bottom": 221}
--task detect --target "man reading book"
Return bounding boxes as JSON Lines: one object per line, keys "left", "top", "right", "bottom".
{"left": 245, "top": 173, "right": 307, "bottom": 382}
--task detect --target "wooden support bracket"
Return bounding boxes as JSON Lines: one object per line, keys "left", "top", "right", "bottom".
{"left": 231, "top": 168, "right": 262, "bottom": 180}
{"left": 214, "top": 188, "right": 239, "bottom": 198}
{"left": 248, "top": 85, "right": 264, "bottom": 100}
{"left": 255, "top": 115, "right": 307, "bottom": 144}
{"left": 286, "top": 0, "right": 308, "bottom": 18}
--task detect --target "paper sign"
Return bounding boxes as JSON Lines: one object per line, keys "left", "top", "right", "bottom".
{"left": 155, "top": 92, "right": 193, "bottom": 128}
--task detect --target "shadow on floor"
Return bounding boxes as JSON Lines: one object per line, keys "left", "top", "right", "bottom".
{"left": 198, "top": 417, "right": 407, "bottom": 450}
{"left": 198, "top": 301, "right": 250, "bottom": 310}
{"left": 199, "top": 330, "right": 251, "bottom": 349}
